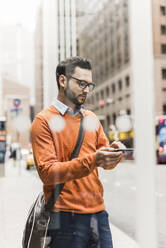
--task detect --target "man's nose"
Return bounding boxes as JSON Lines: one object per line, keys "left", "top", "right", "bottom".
{"left": 83, "top": 85, "right": 89, "bottom": 93}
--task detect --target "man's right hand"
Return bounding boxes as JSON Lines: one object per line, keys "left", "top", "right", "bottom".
{"left": 95, "top": 147, "right": 122, "bottom": 170}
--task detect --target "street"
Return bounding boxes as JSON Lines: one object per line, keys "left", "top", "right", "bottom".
{"left": 99, "top": 160, "right": 166, "bottom": 248}
{"left": 1, "top": 158, "right": 165, "bottom": 248}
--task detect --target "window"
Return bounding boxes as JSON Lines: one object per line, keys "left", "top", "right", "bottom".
{"left": 124, "top": 13, "right": 128, "bottom": 22}
{"left": 105, "top": 60, "right": 109, "bottom": 76}
{"left": 110, "top": 40, "right": 114, "bottom": 53}
{"left": 96, "top": 92, "right": 99, "bottom": 101}
{"left": 118, "top": 80, "right": 122, "bottom": 90}
{"left": 117, "top": 53, "right": 122, "bottom": 68}
{"left": 127, "top": 109, "right": 131, "bottom": 115}
{"left": 125, "top": 76, "right": 130, "bottom": 87}
{"left": 106, "top": 115, "right": 111, "bottom": 128}
{"left": 116, "top": 21, "right": 120, "bottom": 30}
{"left": 106, "top": 87, "right": 110, "bottom": 97}
{"left": 123, "top": 0, "right": 128, "bottom": 7}
{"left": 162, "top": 69, "right": 166, "bottom": 79}
{"left": 101, "top": 90, "right": 104, "bottom": 99}
{"left": 111, "top": 57, "right": 115, "bottom": 70}
{"left": 117, "top": 36, "right": 121, "bottom": 49}
{"left": 124, "top": 32, "right": 129, "bottom": 63}
{"left": 112, "top": 113, "right": 116, "bottom": 124}
{"left": 110, "top": 27, "right": 114, "bottom": 37}
{"left": 112, "top": 83, "right": 116, "bottom": 94}
{"left": 161, "top": 25, "right": 166, "bottom": 34}
{"left": 160, "top": 6, "right": 166, "bottom": 16}
{"left": 76, "top": 39, "right": 80, "bottom": 55}
{"left": 163, "top": 104, "right": 166, "bottom": 115}
{"left": 161, "top": 44, "right": 166, "bottom": 54}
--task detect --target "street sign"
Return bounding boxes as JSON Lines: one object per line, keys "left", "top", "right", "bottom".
{"left": 13, "top": 99, "right": 21, "bottom": 108}
{"left": 10, "top": 108, "right": 23, "bottom": 113}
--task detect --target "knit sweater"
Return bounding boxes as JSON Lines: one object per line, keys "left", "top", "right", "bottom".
{"left": 31, "top": 105, "right": 110, "bottom": 213}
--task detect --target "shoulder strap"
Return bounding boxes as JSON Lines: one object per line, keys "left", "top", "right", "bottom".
{"left": 45, "top": 110, "right": 85, "bottom": 211}
{"left": 69, "top": 110, "right": 85, "bottom": 159}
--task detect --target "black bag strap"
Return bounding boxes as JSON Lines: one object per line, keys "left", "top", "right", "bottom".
{"left": 45, "top": 110, "right": 85, "bottom": 211}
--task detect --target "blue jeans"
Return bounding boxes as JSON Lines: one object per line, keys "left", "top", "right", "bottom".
{"left": 47, "top": 210, "right": 113, "bottom": 248}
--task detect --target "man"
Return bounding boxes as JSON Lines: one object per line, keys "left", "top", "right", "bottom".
{"left": 31, "top": 56, "right": 123, "bottom": 248}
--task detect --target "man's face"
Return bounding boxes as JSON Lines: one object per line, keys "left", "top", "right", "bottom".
{"left": 64, "top": 66, "right": 93, "bottom": 106}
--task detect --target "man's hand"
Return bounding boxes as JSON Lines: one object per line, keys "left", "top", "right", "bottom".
{"left": 110, "top": 141, "right": 127, "bottom": 149}
{"left": 95, "top": 147, "right": 122, "bottom": 170}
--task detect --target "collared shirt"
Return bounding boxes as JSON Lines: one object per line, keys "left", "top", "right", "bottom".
{"left": 52, "top": 98, "right": 82, "bottom": 116}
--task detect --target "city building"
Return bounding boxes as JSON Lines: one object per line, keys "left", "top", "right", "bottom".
{"left": 78, "top": 0, "right": 131, "bottom": 132}
{"left": 0, "top": 24, "right": 35, "bottom": 148}
{"left": 0, "top": 25, "right": 34, "bottom": 104}
{"left": 77, "top": 0, "right": 166, "bottom": 133}
{"left": 34, "top": 0, "right": 77, "bottom": 112}
{"left": 2, "top": 76, "right": 31, "bottom": 148}
{"left": 76, "top": 0, "right": 108, "bottom": 54}
{"left": 152, "top": 0, "right": 166, "bottom": 116}
{"left": 34, "top": 6, "right": 44, "bottom": 116}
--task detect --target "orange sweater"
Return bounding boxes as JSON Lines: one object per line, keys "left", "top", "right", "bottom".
{"left": 31, "top": 105, "right": 109, "bottom": 213}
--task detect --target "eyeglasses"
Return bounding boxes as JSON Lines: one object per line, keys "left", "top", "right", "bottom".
{"left": 68, "top": 75, "right": 95, "bottom": 92}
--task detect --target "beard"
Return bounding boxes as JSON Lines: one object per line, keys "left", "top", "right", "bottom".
{"left": 64, "top": 86, "right": 86, "bottom": 106}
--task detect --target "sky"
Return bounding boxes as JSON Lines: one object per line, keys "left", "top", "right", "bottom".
{"left": 0, "top": 0, "right": 41, "bottom": 31}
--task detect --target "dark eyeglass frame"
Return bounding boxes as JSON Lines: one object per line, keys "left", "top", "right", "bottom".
{"left": 67, "top": 75, "right": 95, "bottom": 91}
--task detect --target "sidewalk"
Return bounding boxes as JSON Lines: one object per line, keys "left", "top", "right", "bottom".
{"left": 111, "top": 225, "right": 139, "bottom": 248}
{"left": 0, "top": 159, "right": 139, "bottom": 248}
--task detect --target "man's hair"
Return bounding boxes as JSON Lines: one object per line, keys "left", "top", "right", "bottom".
{"left": 56, "top": 56, "right": 92, "bottom": 90}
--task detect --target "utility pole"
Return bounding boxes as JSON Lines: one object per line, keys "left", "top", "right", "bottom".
{"left": 129, "top": 0, "right": 157, "bottom": 247}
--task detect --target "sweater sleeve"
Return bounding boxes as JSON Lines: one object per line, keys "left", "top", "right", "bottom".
{"left": 95, "top": 121, "right": 121, "bottom": 170}
{"left": 31, "top": 116, "right": 96, "bottom": 186}
{"left": 96, "top": 121, "right": 110, "bottom": 149}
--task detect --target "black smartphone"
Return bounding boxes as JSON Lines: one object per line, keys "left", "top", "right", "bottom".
{"left": 114, "top": 148, "right": 134, "bottom": 152}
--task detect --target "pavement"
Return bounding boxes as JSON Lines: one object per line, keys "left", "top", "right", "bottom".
{"left": 0, "top": 158, "right": 139, "bottom": 248}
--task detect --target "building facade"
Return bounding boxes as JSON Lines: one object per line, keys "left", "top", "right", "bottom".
{"left": 78, "top": 0, "right": 166, "bottom": 133}
{"left": 152, "top": 0, "right": 166, "bottom": 116}
{"left": 34, "top": 6, "right": 44, "bottom": 116}
{"left": 78, "top": 0, "right": 131, "bottom": 132}
{"left": 35, "top": 0, "right": 77, "bottom": 111}
{"left": 0, "top": 25, "right": 34, "bottom": 104}
{"left": 2, "top": 76, "right": 31, "bottom": 148}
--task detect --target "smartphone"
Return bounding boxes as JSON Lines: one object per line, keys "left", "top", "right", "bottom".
{"left": 114, "top": 148, "right": 134, "bottom": 152}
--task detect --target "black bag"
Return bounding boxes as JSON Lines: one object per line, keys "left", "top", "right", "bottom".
{"left": 22, "top": 112, "right": 85, "bottom": 248}
{"left": 22, "top": 192, "right": 50, "bottom": 248}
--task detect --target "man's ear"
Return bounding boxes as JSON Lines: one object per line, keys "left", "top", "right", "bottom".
{"left": 59, "top": 75, "right": 67, "bottom": 89}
